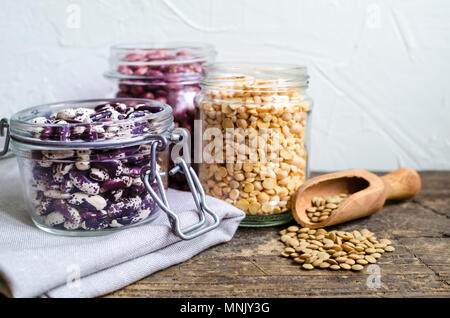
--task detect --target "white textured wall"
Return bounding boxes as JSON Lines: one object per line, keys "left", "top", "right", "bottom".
{"left": 1, "top": 0, "right": 449, "bottom": 171}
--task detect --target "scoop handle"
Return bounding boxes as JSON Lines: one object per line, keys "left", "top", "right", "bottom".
{"left": 381, "top": 168, "right": 421, "bottom": 200}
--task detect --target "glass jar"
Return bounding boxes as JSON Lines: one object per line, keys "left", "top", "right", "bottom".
{"left": 196, "top": 64, "right": 313, "bottom": 227}
{"left": 104, "top": 43, "right": 217, "bottom": 189}
{"left": 0, "top": 98, "right": 219, "bottom": 238}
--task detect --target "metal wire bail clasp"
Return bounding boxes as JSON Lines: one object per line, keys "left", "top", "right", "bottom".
{"left": 141, "top": 128, "right": 220, "bottom": 240}
{"left": 0, "top": 118, "right": 10, "bottom": 157}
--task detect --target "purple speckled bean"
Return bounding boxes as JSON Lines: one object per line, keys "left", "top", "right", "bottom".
{"left": 125, "top": 195, "right": 155, "bottom": 224}
{"left": 82, "top": 218, "right": 109, "bottom": 231}
{"left": 109, "top": 189, "right": 123, "bottom": 202}
{"left": 80, "top": 211, "right": 97, "bottom": 220}
{"left": 141, "top": 193, "right": 156, "bottom": 212}
{"left": 107, "top": 204, "right": 123, "bottom": 219}
{"left": 68, "top": 192, "right": 107, "bottom": 211}
{"left": 89, "top": 167, "right": 110, "bottom": 182}
{"left": 102, "top": 176, "right": 132, "bottom": 191}
{"left": 94, "top": 103, "right": 113, "bottom": 112}
{"left": 81, "top": 210, "right": 107, "bottom": 221}
{"left": 96, "top": 210, "right": 108, "bottom": 219}
{"left": 114, "top": 103, "right": 127, "bottom": 113}
{"left": 35, "top": 198, "right": 54, "bottom": 216}
{"left": 90, "top": 110, "right": 112, "bottom": 122}
{"left": 135, "top": 105, "right": 164, "bottom": 113}
{"left": 123, "top": 166, "right": 141, "bottom": 177}
{"left": 44, "top": 211, "right": 65, "bottom": 227}
{"left": 55, "top": 163, "right": 74, "bottom": 176}
{"left": 44, "top": 189, "right": 72, "bottom": 199}
{"left": 107, "top": 196, "right": 141, "bottom": 218}
{"left": 131, "top": 122, "right": 148, "bottom": 135}
{"left": 131, "top": 207, "right": 151, "bottom": 224}
{"left": 69, "top": 170, "right": 100, "bottom": 195}
{"left": 126, "top": 111, "right": 146, "bottom": 119}
{"left": 94, "top": 160, "right": 123, "bottom": 177}
{"left": 53, "top": 199, "right": 82, "bottom": 225}
{"left": 106, "top": 202, "right": 124, "bottom": 219}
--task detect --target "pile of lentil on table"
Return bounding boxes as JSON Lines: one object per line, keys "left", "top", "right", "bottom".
{"left": 279, "top": 225, "right": 395, "bottom": 271}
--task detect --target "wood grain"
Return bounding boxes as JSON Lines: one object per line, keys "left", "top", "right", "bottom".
{"left": 105, "top": 171, "right": 450, "bottom": 298}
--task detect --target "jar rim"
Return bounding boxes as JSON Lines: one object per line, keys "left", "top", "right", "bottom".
{"left": 110, "top": 42, "right": 215, "bottom": 62}
{"left": 105, "top": 42, "right": 216, "bottom": 81}
{"left": 201, "top": 62, "right": 309, "bottom": 91}
{"left": 10, "top": 98, "right": 174, "bottom": 150}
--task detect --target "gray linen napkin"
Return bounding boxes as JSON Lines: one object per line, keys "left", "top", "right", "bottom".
{"left": 0, "top": 157, "right": 245, "bottom": 298}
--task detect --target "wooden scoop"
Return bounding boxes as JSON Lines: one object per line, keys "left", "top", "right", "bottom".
{"left": 292, "top": 168, "right": 421, "bottom": 229}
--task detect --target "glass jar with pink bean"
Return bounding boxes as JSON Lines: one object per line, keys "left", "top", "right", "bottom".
{"left": 105, "top": 43, "right": 216, "bottom": 188}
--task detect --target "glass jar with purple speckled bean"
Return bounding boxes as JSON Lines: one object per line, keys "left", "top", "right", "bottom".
{"left": 8, "top": 99, "right": 173, "bottom": 236}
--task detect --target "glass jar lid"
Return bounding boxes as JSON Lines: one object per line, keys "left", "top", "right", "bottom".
{"left": 9, "top": 98, "right": 173, "bottom": 150}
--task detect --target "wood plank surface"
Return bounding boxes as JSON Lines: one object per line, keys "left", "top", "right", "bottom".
{"left": 106, "top": 171, "right": 450, "bottom": 298}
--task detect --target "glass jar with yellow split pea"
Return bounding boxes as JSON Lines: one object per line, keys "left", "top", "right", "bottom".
{"left": 195, "top": 63, "right": 313, "bottom": 227}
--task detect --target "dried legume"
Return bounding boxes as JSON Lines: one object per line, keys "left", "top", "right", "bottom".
{"left": 24, "top": 101, "right": 167, "bottom": 231}
{"left": 279, "top": 226, "right": 394, "bottom": 271}
{"left": 306, "top": 194, "right": 348, "bottom": 223}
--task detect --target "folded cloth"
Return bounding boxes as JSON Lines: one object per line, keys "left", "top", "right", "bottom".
{"left": 0, "top": 157, "right": 245, "bottom": 298}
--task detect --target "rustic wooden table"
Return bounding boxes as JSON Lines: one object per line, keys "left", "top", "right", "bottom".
{"left": 107, "top": 171, "right": 450, "bottom": 298}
